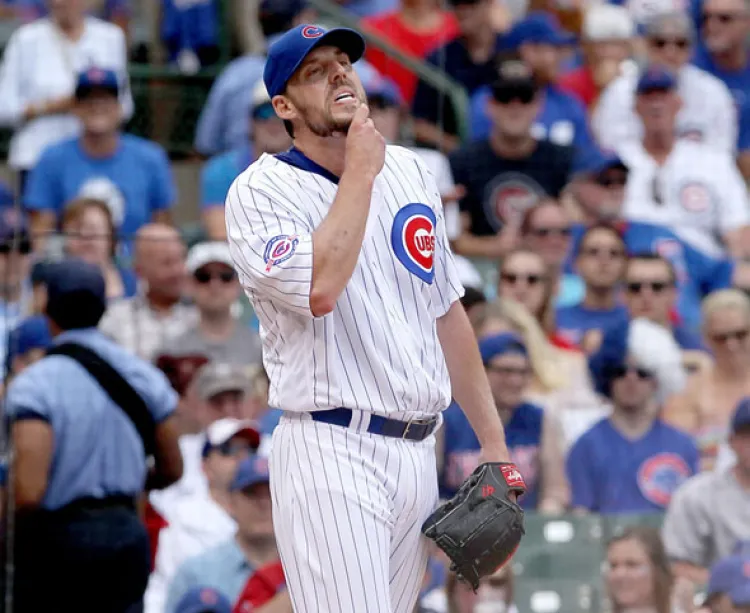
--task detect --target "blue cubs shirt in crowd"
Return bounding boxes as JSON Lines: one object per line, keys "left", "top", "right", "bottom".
{"left": 161, "top": 0, "right": 218, "bottom": 61}
{"left": 566, "top": 222, "right": 733, "bottom": 332}
{"left": 201, "top": 144, "right": 254, "bottom": 209}
{"left": 693, "top": 47, "right": 750, "bottom": 152}
{"left": 566, "top": 418, "right": 699, "bottom": 513}
{"left": 24, "top": 135, "right": 176, "bottom": 239}
{"left": 440, "top": 401, "right": 543, "bottom": 509}
{"left": 469, "top": 84, "right": 598, "bottom": 169}
{"left": 556, "top": 303, "right": 630, "bottom": 347}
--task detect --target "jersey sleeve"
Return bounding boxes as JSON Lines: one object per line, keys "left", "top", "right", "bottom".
{"left": 225, "top": 174, "right": 316, "bottom": 317}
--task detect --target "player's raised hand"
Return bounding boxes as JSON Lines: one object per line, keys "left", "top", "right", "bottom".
{"left": 345, "top": 104, "right": 385, "bottom": 181}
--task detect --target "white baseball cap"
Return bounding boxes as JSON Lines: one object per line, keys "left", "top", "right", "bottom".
{"left": 202, "top": 417, "right": 261, "bottom": 456}
{"left": 583, "top": 5, "right": 635, "bottom": 41}
{"left": 186, "top": 241, "right": 235, "bottom": 274}
{"left": 251, "top": 80, "right": 272, "bottom": 109}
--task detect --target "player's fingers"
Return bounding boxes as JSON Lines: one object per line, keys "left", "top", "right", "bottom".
{"left": 351, "top": 104, "right": 370, "bottom": 126}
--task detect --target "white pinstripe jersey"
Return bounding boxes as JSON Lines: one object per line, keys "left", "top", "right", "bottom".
{"left": 225, "top": 145, "right": 464, "bottom": 418}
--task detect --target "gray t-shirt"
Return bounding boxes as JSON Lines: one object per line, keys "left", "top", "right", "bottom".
{"left": 165, "top": 323, "right": 263, "bottom": 366}
{"left": 662, "top": 470, "right": 750, "bottom": 567}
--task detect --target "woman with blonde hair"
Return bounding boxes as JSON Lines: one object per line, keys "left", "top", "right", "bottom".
{"left": 664, "top": 288, "right": 750, "bottom": 470}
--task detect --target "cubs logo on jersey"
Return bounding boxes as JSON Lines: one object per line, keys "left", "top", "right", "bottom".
{"left": 264, "top": 234, "right": 299, "bottom": 272}
{"left": 679, "top": 181, "right": 713, "bottom": 213}
{"left": 485, "top": 173, "right": 544, "bottom": 230}
{"left": 391, "top": 203, "right": 436, "bottom": 284}
{"left": 637, "top": 452, "right": 692, "bottom": 507}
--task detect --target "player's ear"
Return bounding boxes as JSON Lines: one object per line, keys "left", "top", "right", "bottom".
{"left": 272, "top": 95, "right": 297, "bottom": 122}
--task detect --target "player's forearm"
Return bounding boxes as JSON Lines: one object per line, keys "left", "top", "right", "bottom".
{"left": 310, "top": 172, "right": 374, "bottom": 316}
{"left": 437, "top": 302, "right": 510, "bottom": 460}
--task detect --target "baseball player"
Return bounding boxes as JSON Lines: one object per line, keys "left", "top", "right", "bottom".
{"left": 225, "top": 24, "right": 522, "bottom": 613}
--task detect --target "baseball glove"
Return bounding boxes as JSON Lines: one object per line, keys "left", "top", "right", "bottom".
{"left": 421, "top": 462, "right": 526, "bottom": 591}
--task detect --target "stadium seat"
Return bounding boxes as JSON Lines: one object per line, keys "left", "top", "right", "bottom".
{"left": 602, "top": 513, "right": 665, "bottom": 541}
{"left": 514, "top": 579, "right": 599, "bottom": 613}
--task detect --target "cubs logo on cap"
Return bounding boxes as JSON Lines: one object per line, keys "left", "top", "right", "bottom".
{"left": 391, "top": 203, "right": 436, "bottom": 284}
{"left": 264, "top": 234, "right": 299, "bottom": 272}
{"left": 301, "top": 25, "right": 325, "bottom": 38}
{"left": 637, "top": 452, "right": 691, "bottom": 507}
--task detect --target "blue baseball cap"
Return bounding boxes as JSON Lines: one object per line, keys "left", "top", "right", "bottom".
{"left": 706, "top": 554, "right": 750, "bottom": 600}
{"left": 731, "top": 583, "right": 750, "bottom": 607}
{"left": 75, "top": 67, "right": 120, "bottom": 99}
{"left": 44, "top": 258, "right": 107, "bottom": 330}
{"left": 503, "top": 12, "right": 576, "bottom": 49}
{"left": 263, "top": 24, "right": 366, "bottom": 98}
{"left": 636, "top": 65, "right": 677, "bottom": 94}
{"left": 230, "top": 455, "right": 270, "bottom": 491}
{"left": 478, "top": 332, "right": 528, "bottom": 365}
{"left": 732, "top": 397, "right": 750, "bottom": 433}
{"left": 356, "top": 62, "right": 402, "bottom": 108}
{"left": 577, "top": 149, "right": 628, "bottom": 177}
{"left": 174, "top": 587, "right": 232, "bottom": 613}
{"left": 6, "top": 316, "right": 51, "bottom": 365}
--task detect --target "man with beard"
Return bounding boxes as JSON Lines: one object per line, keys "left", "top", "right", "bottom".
{"left": 224, "top": 24, "right": 521, "bottom": 613}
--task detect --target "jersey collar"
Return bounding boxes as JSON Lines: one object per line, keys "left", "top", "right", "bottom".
{"left": 275, "top": 146, "right": 340, "bottom": 184}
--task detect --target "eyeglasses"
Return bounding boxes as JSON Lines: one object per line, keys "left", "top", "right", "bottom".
{"left": 650, "top": 37, "right": 691, "bottom": 50}
{"left": 486, "top": 365, "right": 530, "bottom": 376}
{"left": 701, "top": 11, "right": 745, "bottom": 24}
{"left": 500, "top": 272, "right": 545, "bottom": 285}
{"left": 710, "top": 328, "right": 750, "bottom": 344}
{"left": 194, "top": 269, "right": 237, "bottom": 284}
{"left": 581, "top": 246, "right": 625, "bottom": 259}
{"left": 609, "top": 364, "right": 653, "bottom": 380}
{"left": 626, "top": 280, "right": 672, "bottom": 294}
{"left": 492, "top": 84, "right": 536, "bottom": 105}
{"left": 531, "top": 226, "right": 571, "bottom": 238}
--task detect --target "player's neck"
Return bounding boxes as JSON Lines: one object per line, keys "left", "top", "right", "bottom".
{"left": 80, "top": 131, "right": 119, "bottom": 159}
{"left": 711, "top": 46, "right": 748, "bottom": 72}
{"left": 293, "top": 136, "right": 348, "bottom": 178}
{"left": 609, "top": 407, "right": 655, "bottom": 440}
{"left": 582, "top": 286, "right": 617, "bottom": 310}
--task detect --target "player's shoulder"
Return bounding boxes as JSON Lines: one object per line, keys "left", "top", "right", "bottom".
{"left": 385, "top": 144, "right": 423, "bottom": 166}
{"left": 231, "top": 153, "right": 287, "bottom": 194}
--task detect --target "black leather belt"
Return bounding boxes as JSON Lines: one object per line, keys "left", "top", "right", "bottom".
{"left": 310, "top": 408, "right": 438, "bottom": 441}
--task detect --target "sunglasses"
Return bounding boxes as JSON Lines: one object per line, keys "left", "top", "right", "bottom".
{"left": 581, "top": 246, "right": 625, "bottom": 259}
{"left": 501, "top": 272, "right": 545, "bottom": 285}
{"left": 702, "top": 11, "right": 744, "bottom": 24}
{"left": 531, "top": 226, "right": 571, "bottom": 238}
{"left": 650, "top": 37, "right": 691, "bottom": 50}
{"left": 194, "top": 269, "right": 237, "bottom": 284}
{"left": 597, "top": 175, "right": 627, "bottom": 188}
{"left": 626, "top": 280, "right": 671, "bottom": 294}
{"left": 492, "top": 84, "right": 536, "bottom": 105}
{"left": 213, "top": 439, "right": 253, "bottom": 457}
{"left": 486, "top": 365, "right": 530, "bottom": 377}
{"left": 0, "top": 239, "right": 31, "bottom": 255}
{"left": 710, "top": 328, "right": 750, "bottom": 344}
{"left": 610, "top": 364, "right": 653, "bottom": 380}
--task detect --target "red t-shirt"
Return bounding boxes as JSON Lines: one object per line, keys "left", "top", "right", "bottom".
{"left": 557, "top": 67, "right": 598, "bottom": 109}
{"left": 361, "top": 11, "right": 460, "bottom": 103}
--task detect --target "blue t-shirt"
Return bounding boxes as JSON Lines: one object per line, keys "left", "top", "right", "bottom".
{"left": 161, "top": 0, "right": 218, "bottom": 58}
{"left": 692, "top": 47, "right": 750, "bottom": 152}
{"left": 556, "top": 303, "right": 630, "bottom": 347}
{"left": 25, "top": 134, "right": 176, "bottom": 239}
{"left": 566, "top": 418, "right": 699, "bottom": 514}
{"left": 566, "top": 222, "right": 733, "bottom": 332}
{"left": 440, "top": 401, "right": 543, "bottom": 509}
{"left": 201, "top": 145, "right": 253, "bottom": 209}
{"left": 469, "top": 84, "right": 598, "bottom": 169}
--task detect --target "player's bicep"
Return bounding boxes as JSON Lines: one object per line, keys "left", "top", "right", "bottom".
{"left": 226, "top": 180, "right": 316, "bottom": 317}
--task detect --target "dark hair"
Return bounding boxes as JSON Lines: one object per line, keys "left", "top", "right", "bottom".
{"left": 283, "top": 119, "right": 294, "bottom": 138}
{"left": 607, "top": 526, "right": 673, "bottom": 613}
{"left": 461, "top": 286, "right": 487, "bottom": 311}
{"left": 46, "top": 290, "right": 106, "bottom": 330}
{"left": 520, "top": 199, "right": 563, "bottom": 236}
{"left": 626, "top": 251, "right": 677, "bottom": 285}
{"left": 62, "top": 197, "right": 117, "bottom": 257}
{"left": 575, "top": 223, "right": 626, "bottom": 258}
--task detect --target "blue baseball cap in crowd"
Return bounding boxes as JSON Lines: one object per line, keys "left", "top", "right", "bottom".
{"left": 6, "top": 316, "right": 52, "bottom": 364}
{"left": 732, "top": 397, "right": 750, "bottom": 433}
{"left": 636, "top": 65, "right": 677, "bottom": 94}
{"left": 577, "top": 149, "right": 628, "bottom": 177}
{"left": 75, "top": 67, "right": 120, "bottom": 99}
{"left": 502, "top": 12, "right": 576, "bottom": 49}
{"left": 705, "top": 554, "right": 750, "bottom": 601}
{"left": 731, "top": 583, "right": 750, "bottom": 607}
{"left": 174, "top": 587, "right": 232, "bottom": 613}
{"left": 45, "top": 258, "right": 107, "bottom": 330}
{"left": 478, "top": 332, "right": 528, "bottom": 365}
{"left": 263, "top": 24, "right": 366, "bottom": 98}
{"left": 230, "top": 455, "right": 270, "bottom": 491}
{"left": 356, "top": 62, "right": 402, "bottom": 108}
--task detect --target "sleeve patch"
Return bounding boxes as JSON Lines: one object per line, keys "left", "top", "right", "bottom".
{"left": 264, "top": 234, "right": 299, "bottom": 272}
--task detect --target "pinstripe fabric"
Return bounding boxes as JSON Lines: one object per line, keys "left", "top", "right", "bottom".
{"left": 225, "top": 145, "right": 464, "bottom": 418}
{"left": 270, "top": 413, "right": 438, "bottom": 613}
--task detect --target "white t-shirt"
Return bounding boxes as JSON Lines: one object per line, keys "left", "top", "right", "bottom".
{"left": 0, "top": 17, "right": 133, "bottom": 169}
{"left": 619, "top": 139, "right": 750, "bottom": 257}
{"left": 593, "top": 64, "right": 737, "bottom": 155}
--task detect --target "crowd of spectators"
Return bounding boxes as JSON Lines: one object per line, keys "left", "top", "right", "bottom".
{"left": 0, "top": 0, "right": 748, "bottom": 611}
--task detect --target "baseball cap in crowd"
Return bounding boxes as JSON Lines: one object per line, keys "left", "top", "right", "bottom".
{"left": 479, "top": 332, "right": 528, "bottom": 365}
{"left": 731, "top": 397, "right": 750, "bottom": 433}
{"left": 44, "top": 259, "right": 107, "bottom": 330}
{"left": 491, "top": 57, "right": 537, "bottom": 102}
{"left": 582, "top": 4, "right": 635, "bottom": 41}
{"left": 705, "top": 554, "right": 750, "bottom": 604}
{"left": 6, "top": 316, "right": 52, "bottom": 365}
{"left": 731, "top": 583, "right": 750, "bottom": 609}
{"left": 636, "top": 65, "right": 677, "bottom": 94}
{"left": 195, "top": 362, "right": 252, "bottom": 401}
{"left": 356, "top": 62, "right": 401, "bottom": 109}
{"left": 230, "top": 455, "right": 270, "bottom": 491}
{"left": 250, "top": 80, "right": 276, "bottom": 121}
{"left": 186, "top": 242, "right": 235, "bottom": 275}
{"left": 263, "top": 24, "right": 366, "bottom": 98}
{"left": 75, "top": 67, "right": 120, "bottom": 99}
{"left": 502, "top": 12, "right": 576, "bottom": 49}
{"left": 174, "top": 587, "right": 232, "bottom": 613}
{"left": 202, "top": 417, "right": 261, "bottom": 457}
{"left": 576, "top": 149, "right": 629, "bottom": 178}
{"left": 0, "top": 208, "right": 31, "bottom": 253}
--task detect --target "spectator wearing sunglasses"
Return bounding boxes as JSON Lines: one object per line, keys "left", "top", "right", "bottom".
{"left": 145, "top": 417, "right": 260, "bottom": 613}
{"left": 201, "top": 82, "right": 291, "bottom": 241}
{"left": 164, "top": 242, "right": 261, "bottom": 367}
{"left": 664, "top": 289, "right": 750, "bottom": 471}
{"left": 694, "top": 0, "right": 750, "bottom": 180}
{"left": 450, "top": 57, "right": 575, "bottom": 259}
{"left": 566, "top": 317, "right": 698, "bottom": 514}
{"left": 616, "top": 66, "right": 750, "bottom": 260}
{"left": 594, "top": 11, "right": 737, "bottom": 155}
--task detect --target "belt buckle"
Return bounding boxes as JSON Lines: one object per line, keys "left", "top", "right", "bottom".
{"left": 402, "top": 417, "right": 432, "bottom": 440}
